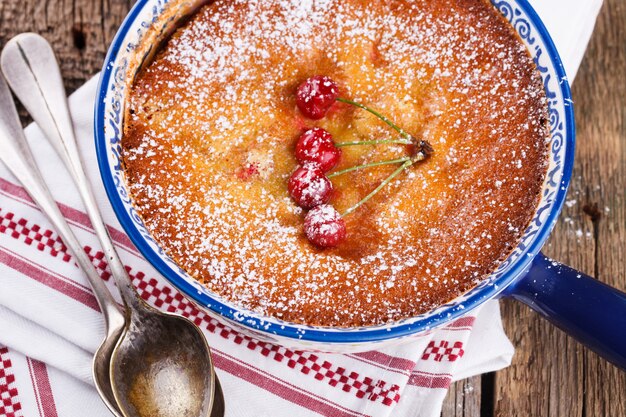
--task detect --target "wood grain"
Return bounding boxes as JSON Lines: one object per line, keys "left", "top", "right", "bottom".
{"left": 0, "top": 0, "right": 623, "bottom": 416}
{"left": 441, "top": 375, "right": 483, "bottom": 417}
{"left": 494, "top": 1, "right": 626, "bottom": 416}
{"left": 0, "top": 0, "right": 131, "bottom": 93}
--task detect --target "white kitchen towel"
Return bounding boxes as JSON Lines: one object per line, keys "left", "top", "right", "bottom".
{"left": 0, "top": 0, "right": 602, "bottom": 416}
{"left": 530, "top": 0, "right": 603, "bottom": 80}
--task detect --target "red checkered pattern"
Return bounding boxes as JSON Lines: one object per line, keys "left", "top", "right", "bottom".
{"left": 127, "top": 274, "right": 402, "bottom": 405}
{"left": 0, "top": 211, "right": 404, "bottom": 407}
{"left": 421, "top": 340, "right": 465, "bottom": 362}
{"left": 0, "top": 347, "right": 23, "bottom": 417}
{"left": 323, "top": 366, "right": 401, "bottom": 405}
{"left": 84, "top": 246, "right": 112, "bottom": 281}
{"left": 127, "top": 269, "right": 401, "bottom": 405}
{"left": 0, "top": 210, "right": 69, "bottom": 262}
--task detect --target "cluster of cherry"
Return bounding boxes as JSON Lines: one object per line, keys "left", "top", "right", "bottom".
{"left": 289, "top": 76, "right": 433, "bottom": 248}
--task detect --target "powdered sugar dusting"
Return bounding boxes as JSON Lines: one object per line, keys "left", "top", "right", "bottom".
{"left": 122, "top": 0, "right": 549, "bottom": 326}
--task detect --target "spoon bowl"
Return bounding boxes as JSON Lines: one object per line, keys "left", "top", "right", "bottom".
{"left": 94, "top": 325, "right": 127, "bottom": 416}
{"left": 111, "top": 308, "right": 215, "bottom": 417}
{"left": 211, "top": 377, "right": 225, "bottom": 417}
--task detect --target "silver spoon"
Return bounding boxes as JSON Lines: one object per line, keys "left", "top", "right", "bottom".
{"left": 0, "top": 66, "right": 126, "bottom": 417}
{"left": 1, "top": 33, "right": 223, "bottom": 417}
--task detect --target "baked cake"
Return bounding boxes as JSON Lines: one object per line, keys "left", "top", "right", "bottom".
{"left": 122, "top": 0, "right": 549, "bottom": 326}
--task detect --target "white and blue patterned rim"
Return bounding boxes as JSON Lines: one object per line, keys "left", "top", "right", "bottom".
{"left": 95, "top": 0, "right": 575, "bottom": 344}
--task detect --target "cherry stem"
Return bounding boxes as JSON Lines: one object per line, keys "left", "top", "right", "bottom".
{"left": 336, "top": 97, "right": 410, "bottom": 140}
{"left": 335, "top": 138, "right": 412, "bottom": 147}
{"left": 328, "top": 157, "right": 410, "bottom": 178}
{"left": 342, "top": 160, "right": 413, "bottom": 217}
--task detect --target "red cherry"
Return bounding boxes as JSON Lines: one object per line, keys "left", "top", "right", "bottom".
{"left": 304, "top": 204, "right": 346, "bottom": 248}
{"left": 288, "top": 164, "right": 333, "bottom": 209}
{"left": 296, "top": 76, "right": 339, "bottom": 119}
{"left": 236, "top": 162, "right": 259, "bottom": 180}
{"left": 295, "top": 128, "right": 341, "bottom": 172}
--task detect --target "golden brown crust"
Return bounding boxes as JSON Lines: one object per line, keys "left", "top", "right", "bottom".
{"left": 122, "top": 0, "right": 549, "bottom": 326}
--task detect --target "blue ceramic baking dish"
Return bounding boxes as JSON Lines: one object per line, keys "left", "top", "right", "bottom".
{"left": 95, "top": 0, "right": 626, "bottom": 366}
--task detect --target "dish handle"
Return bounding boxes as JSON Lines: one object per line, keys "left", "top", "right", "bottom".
{"left": 503, "top": 252, "right": 626, "bottom": 369}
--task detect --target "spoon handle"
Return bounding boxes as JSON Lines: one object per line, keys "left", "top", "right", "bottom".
{"left": 0, "top": 33, "right": 142, "bottom": 309}
{"left": 0, "top": 74, "right": 125, "bottom": 331}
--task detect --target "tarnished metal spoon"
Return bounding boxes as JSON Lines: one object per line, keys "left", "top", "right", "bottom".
{"left": 1, "top": 33, "right": 223, "bottom": 417}
{"left": 212, "top": 377, "right": 226, "bottom": 417}
{"left": 0, "top": 66, "right": 126, "bottom": 417}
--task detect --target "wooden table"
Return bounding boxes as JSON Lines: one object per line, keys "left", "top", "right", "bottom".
{"left": 1, "top": 0, "right": 623, "bottom": 415}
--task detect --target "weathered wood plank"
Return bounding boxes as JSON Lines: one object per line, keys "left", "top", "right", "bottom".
{"left": 496, "top": 0, "right": 626, "bottom": 416}
{"left": 442, "top": 376, "right": 483, "bottom": 417}
{"left": 575, "top": 0, "right": 626, "bottom": 416}
{"left": 0, "top": 0, "right": 131, "bottom": 93}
